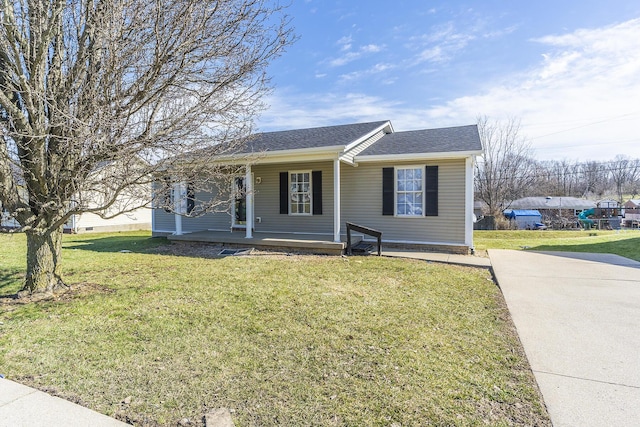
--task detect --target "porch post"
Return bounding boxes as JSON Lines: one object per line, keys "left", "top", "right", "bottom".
{"left": 245, "top": 164, "right": 253, "bottom": 238}
{"left": 174, "top": 181, "right": 186, "bottom": 236}
{"left": 333, "top": 158, "right": 341, "bottom": 242}
{"left": 465, "top": 156, "right": 474, "bottom": 250}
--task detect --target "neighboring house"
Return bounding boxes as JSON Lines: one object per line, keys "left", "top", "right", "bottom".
{"left": 153, "top": 120, "right": 483, "bottom": 254}
{"left": 1, "top": 162, "right": 152, "bottom": 233}
{"left": 623, "top": 199, "right": 640, "bottom": 210}
{"left": 63, "top": 209, "right": 151, "bottom": 233}
{"left": 623, "top": 199, "right": 640, "bottom": 226}
{"left": 503, "top": 209, "right": 543, "bottom": 230}
{"left": 509, "top": 196, "right": 596, "bottom": 217}
{"left": 1, "top": 206, "right": 20, "bottom": 229}
{"left": 2, "top": 202, "right": 152, "bottom": 233}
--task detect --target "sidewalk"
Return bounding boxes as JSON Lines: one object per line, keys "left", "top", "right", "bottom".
{"left": 489, "top": 249, "right": 640, "bottom": 427}
{"left": 0, "top": 378, "right": 128, "bottom": 427}
{"left": 382, "top": 249, "right": 492, "bottom": 267}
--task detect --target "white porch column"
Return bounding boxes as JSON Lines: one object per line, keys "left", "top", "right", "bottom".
{"left": 173, "top": 181, "right": 186, "bottom": 236}
{"left": 465, "top": 156, "right": 474, "bottom": 250}
{"left": 333, "top": 159, "right": 341, "bottom": 243}
{"left": 245, "top": 164, "right": 253, "bottom": 238}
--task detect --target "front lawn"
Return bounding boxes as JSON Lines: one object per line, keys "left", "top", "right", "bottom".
{"left": 475, "top": 229, "right": 640, "bottom": 261}
{"left": 0, "top": 232, "right": 550, "bottom": 426}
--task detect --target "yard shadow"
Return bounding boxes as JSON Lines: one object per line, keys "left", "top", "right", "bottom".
{"left": 528, "top": 235, "right": 640, "bottom": 267}
{"left": 63, "top": 235, "right": 231, "bottom": 260}
{"left": 63, "top": 235, "right": 168, "bottom": 254}
{"left": 0, "top": 269, "right": 24, "bottom": 297}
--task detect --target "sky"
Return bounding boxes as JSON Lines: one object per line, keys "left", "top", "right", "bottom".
{"left": 257, "top": 0, "right": 640, "bottom": 161}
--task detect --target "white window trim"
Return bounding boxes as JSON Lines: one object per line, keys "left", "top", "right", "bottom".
{"left": 394, "top": 165, "right": 425, "bottom": 217}
{"left": 289, "top": 170, "right": 313, "bottom": 216}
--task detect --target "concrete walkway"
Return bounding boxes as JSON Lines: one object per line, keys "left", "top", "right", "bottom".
{"left": 489, "top": 250, "right": 640, "bottom": 427}
{"left": 0, "top": 378, "right": 128, "bottom": 426}
{"left": 383, "top": 249, "right": 492, "bottom": 268}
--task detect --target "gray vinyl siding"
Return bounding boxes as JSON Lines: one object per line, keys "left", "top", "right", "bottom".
{"left": 153, "top": 186, "right": 231, "bottom": 233}
{"left": 341, "top": 159, "right": 467, "bottom": 244}
{"left": 153, "top": 158, "right": 468, "bottom": 244}
{"left": 341, "top": 130, "right": 385, "bottom": 164}
{"left": 253, "top": 161, "right": 334, "bottom": 234}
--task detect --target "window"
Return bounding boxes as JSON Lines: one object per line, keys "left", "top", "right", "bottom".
{"left": 382, "top": 166, "right": 438, "bottom": 216}
{"left": 396, "top": 167, "right": 423, "bottom": 216}
{"left": 290, "top": 171, "right": 312, "bottom": 215}
{"left": 280, "top": 171, "right": 322, "bottom": 215}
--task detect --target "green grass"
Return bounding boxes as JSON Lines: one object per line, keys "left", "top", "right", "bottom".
{"left": 1, "top": 231, "right": 549, "bottom": 426}
{"left": 474, "top": 229, "right": 640, "bottom": 261}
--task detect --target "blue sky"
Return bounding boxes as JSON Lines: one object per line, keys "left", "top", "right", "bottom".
{"left": 257, "top": 0, "right": 640, "bottom": 161}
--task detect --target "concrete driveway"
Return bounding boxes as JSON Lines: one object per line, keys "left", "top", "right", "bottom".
{"left": 489, "top": 250, "right": 640, "bottom": 427}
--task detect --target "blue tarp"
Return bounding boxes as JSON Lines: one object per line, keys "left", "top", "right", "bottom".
{"left": 505, "top": 209, "right": 542, "bottom": 218}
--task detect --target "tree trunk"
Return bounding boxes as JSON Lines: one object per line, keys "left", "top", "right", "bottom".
{"left": 22, "top": 227, "right": 65, "bottom": 294}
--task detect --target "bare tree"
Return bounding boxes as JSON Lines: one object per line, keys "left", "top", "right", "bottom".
{"left": 0, "top": 0, "right": 294, "bottom": 294}
{"left": 609, "top": 155, "right": 633, "bottom": 203}
{"left": 578, "top": 161, "right": 607, "bottom": 198}
{"left": 623, "top": 158, "right": 640, "bottom": 199}
{"left": 474, "top": 116, "right": 536, "bottom": 216}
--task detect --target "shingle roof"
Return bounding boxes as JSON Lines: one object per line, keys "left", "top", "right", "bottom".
{"left": 357, "top": 124, "right": 482, "bottom": 156}
{"left": 240, "top": 121, "right": 390, "bottom": 153}
{"left": 510, "top": 197, "right": 596, "bottom": 210}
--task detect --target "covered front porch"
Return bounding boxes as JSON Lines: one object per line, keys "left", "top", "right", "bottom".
{"left": 167, "top": 230, "right": 361, "bottom": 255}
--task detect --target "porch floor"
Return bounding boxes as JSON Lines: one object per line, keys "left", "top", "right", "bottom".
{"left": 167, "top": 230, "right": 356, "bottom": 255}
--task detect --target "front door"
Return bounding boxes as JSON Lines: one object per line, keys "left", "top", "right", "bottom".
{"left": 232, "top": 176, "right": 247, "bottom": 228}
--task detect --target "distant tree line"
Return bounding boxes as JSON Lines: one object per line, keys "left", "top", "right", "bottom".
{"left": 475, "top": 116, "right": 640, "bottom": 216}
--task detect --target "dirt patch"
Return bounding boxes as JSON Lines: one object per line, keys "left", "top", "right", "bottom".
{"left": 147, "top": 241, "right": 331, "bottom": 260}
{"left": 0, "top": 282, "right": 113, "bottom": 308}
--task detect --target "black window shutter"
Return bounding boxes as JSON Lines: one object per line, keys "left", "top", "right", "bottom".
{"left": 279, "top": 172, "right": 288, "bottom": 214}
{"left": 186, "top": 183, "right": 195, "bottom": 215}
{"left": 425, "top": 165, "right": 438, "bottom": 216}
{"left": 312, "top": 171, "right": 322, "bottom": 215}
{"left": 382, "top": 167, "right": 394, "bottom": 215}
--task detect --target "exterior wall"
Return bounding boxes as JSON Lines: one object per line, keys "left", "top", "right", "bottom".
{"left": 252, "top": 161, "right": 334, "bottom": 235}
{"left": 341, "top": 159, "right": 467, "bottom": 245}
{"left": 152, "top": 161, "right": 336, "bottom": 235}
{"left": 152, "top": 158, "right": 471, "bottom": 248}
{"left": 1, "top": 208, "right": 20, "bottom": 229}
{"left": 152, "top": 185, "right": 232, "bottom": 233}
{"left": 70, "top": 207, "right": 151, "bottom": 233}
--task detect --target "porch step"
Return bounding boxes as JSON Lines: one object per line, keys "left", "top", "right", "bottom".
{"left": 351, "top": 241, "right": 374, "bottom": 254}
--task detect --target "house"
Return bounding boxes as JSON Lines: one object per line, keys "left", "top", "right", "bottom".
{"left": 503, "top": 209, "right": 543, "bottom": 230}
{"left": 623, "top": 199, "right": 640, "bottom": 228}
{"left": 509, "top": 196, "right": 596, "bottom": 217}
{"left": 1, "top": 162, "right": 152, "bottom": 233}
{"left": 152, "top": 120, "right": 483, "bottom": 254}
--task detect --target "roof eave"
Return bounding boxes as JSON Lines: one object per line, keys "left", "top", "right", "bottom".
{"left": 354, "top": 149, "right": 483, "bottom": 163}
{"left": 211, "top": 145, "right": 345, "bottom": 165}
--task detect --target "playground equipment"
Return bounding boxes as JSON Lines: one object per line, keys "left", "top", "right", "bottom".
{"left": 578, "top": 207, "right": 621, "bottom": 230}
{"left": 578, "top": 208, "right": 595, "bottom": 229}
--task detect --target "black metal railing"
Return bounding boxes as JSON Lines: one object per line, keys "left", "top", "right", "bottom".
{"left": 346, "top": 222, "right": 382, "bottom": 256}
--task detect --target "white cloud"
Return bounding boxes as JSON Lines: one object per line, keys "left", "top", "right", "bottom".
{"left": 418, "top": 18, "right": 640, "bottom": 160}
{"left": 408, "top": 22, "right": 476, "bottom": 65}
{"left": 328, "top": 40, "right": 385, "bottom": 67}
{"left": 259, "top": 18, "right": 640, "bottom": 162}
{"left": 338, "top": 62, "right": 395, "bottom": 82}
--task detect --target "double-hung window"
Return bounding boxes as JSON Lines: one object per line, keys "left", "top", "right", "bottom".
{"left": 290, "top": 171, "right": 312, "bottom": 215}
{"left": 396, "top": 167, "right": 424, "bottom": 216}
{"left": 383, "top": 166, "right": 438, "bottom": 217}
